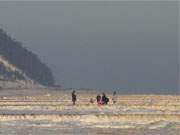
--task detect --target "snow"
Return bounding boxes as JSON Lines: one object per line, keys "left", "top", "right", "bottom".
{"left": 0, "top": 55, "right": 31, "bottom": 80}
{"left": 0, "top": 55, "right": 45, "bottom": 89}
{"left": 0, "top": 89, "right": 179, "bottom": 135}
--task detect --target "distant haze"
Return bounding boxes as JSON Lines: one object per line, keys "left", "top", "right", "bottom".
{"left": 0, "top": 1, "right": 179, "bottom": 94}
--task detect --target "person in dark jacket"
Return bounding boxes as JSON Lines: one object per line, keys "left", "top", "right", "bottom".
{"left": 96, "top": 94, "right": 101, "bottom": 105}
{"left": 102, "top": 93, "right": 109, "bottom": 105}
{"left": 72, "top": 90, "right": 77, "bottom": 105}
{"left": 112, "top": 91, "right": 117, "bottom": 104}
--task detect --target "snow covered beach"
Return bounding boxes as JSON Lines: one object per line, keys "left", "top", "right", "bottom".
{"left": 0, "top": 89, "right": 180, "bottom": 135}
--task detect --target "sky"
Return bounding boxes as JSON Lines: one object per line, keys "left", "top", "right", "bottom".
{"left": 0, "top": 1, "right": 179, "bottom": 94}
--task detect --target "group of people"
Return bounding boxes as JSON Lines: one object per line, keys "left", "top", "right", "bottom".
{"left": 96, "top": 91, "right": 117, "bottom": 105}
{"left": 71, "top": 90, "right": 117, "bottom": 105}
{"left": 96, "top": 93, "right": 109, "bottom": 105}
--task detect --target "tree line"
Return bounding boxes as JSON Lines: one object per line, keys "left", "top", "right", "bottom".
{"left": 0, "top": 29, "right": 54, "bottom": 86}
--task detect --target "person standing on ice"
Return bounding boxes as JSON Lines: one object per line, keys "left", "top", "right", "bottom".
{"left": 72, "top": 90, "right": 77, "bottom": 105}
{"left": 112, "top": 91, "right": 117, "bottom": 104}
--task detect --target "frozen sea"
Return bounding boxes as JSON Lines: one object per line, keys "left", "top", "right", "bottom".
{"left": 0, "top": 89, "right": 179, "bottom": 135}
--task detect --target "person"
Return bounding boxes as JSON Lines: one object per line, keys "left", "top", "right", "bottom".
{"left": 112, "top": 91, "right": 117, "bottom": 104}
{"left": 102, "top": 93, "right": 109, "bottom": 105}
{"left": 72, "top": 90, "right": 77, "bottom": 105}
{"left": 96, "top": 94, "right": 101, "bottom": 105}
{"left": 90, "top": 98, "right": 94, "bottom": 104}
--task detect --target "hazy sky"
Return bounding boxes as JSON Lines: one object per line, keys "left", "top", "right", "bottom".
{"left": 0, "top": 1, "right": 179, "bottom": 93}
